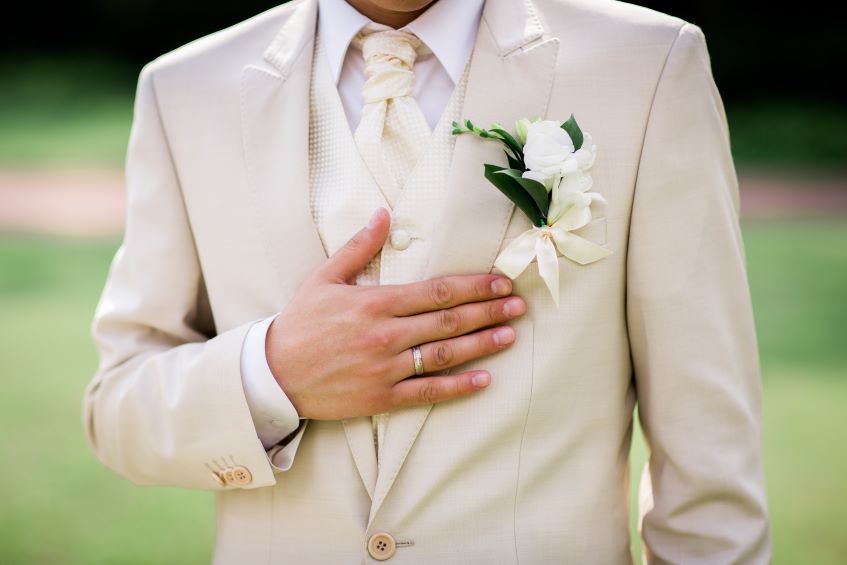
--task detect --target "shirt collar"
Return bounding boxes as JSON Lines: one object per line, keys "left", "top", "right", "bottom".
{"left": 316, "top": 0, "right": 485, "bottom": 85}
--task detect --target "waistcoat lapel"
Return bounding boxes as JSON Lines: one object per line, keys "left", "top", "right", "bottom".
{"left": 368, "top": 0, "right": 560, "bottom": 527}
{"left": 239, "top": 0, "right": 327, "bottom": 303}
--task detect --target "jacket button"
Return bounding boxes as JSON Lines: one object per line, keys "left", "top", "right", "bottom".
{"left": 222, "top": 467, "right": 236, "bottom": 485}
{"left": 231, "top": 465, "right": 253, "bottom": 485}
{"left": 389, "top": 229, "right": 411, "bottom": 251}
{"left": 367, "top": 532, "right": 396, "bottom": 560}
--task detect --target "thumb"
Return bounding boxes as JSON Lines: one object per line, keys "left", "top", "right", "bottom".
{"left": 318, "top": 207, "right": 390, "bottom": 283}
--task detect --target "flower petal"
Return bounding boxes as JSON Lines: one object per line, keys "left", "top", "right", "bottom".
{"left": 586, "top": 192, "right": 607, "bottom": 205}
{"left": 522, "top": 169, "right": 553, "bottom": 191}
{"left": 552, "top": 201, "right": 592, "bottom": 231}
{"left": 559, "top": 169, "right": 593, "bottom": 194}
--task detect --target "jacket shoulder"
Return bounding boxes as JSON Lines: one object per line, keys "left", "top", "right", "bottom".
{"left": 536, "top": 0, "right": 694, "bottom": 46}
{"left": 138, "top": 0, "right": 305, "bottom": 83}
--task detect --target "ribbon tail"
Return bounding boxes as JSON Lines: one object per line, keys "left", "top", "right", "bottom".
{"left": 586, "top": 192, "right": 607, "bottom": 205}
{"left": 535, "top": 236, "right": 560, "bottom": 308}
{"left": 493, "top": 228, "right": 541, "bottom": 279}
{"left": 550, "top": 227, "right": 612, "bottom": 265}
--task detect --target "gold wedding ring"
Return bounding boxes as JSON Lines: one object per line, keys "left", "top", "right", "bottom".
{"left": 412, "top": 345, "right": 424, "bottom": 376}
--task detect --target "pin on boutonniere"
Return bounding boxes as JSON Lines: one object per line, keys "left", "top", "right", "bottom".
{"left": 452, "top": 115, "right": 612, "bottom": 306}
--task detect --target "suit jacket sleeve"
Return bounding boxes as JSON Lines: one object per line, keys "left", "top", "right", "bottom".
{"left": 626, "top": 23, "right": 771, "bottom": 563}
{"left": 82, "top": 63, "right": 297, "bottom": 490}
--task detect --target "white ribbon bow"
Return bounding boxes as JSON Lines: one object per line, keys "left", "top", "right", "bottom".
{"left": 493, "top": 196, "right": 611, "bottom": 307}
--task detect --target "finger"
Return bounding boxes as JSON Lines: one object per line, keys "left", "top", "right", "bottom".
{"left": 380, "top": 274, "right": 514, "bottom": 316}
{"left": 315, "top": 207, "right": 390, "bottom": 284}
{"left": 392, "top": 295, "right": 526, "bottom": 349}
{"left": 389, "top": 370, "right": 491, "bottom": 408}
{"left": 388, "top": 326, "right": 516, "bottom": 379}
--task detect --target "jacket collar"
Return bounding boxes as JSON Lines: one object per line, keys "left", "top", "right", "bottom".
{"left": 262, "top": 0, "right": 547, "bottom": 77}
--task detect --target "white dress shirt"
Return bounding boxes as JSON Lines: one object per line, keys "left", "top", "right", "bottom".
{"left": 240, "top": 0, "right": 485, "bottom": 450}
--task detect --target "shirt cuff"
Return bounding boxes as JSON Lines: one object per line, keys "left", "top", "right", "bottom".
{"left": 240, "top": 313, "right": 303, "bottom": 450}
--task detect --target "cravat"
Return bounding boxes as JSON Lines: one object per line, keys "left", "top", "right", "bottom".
{"left": 353, "top": 26, "right": 432, "bottom": 209}
{"left": 352, "top": 26, "right": 431, "bottom": 463}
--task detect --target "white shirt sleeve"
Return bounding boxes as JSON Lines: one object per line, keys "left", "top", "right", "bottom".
{"left": 240, "top": 313, "right": 304, "bottom": 450}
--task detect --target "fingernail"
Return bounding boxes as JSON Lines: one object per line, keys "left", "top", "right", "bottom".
{"left": 472, "top": 372, "right": 491, "bottom": 387}
{"left": 368, "top": 208, "right": 383, "bottom": 230}
{"left": 491, "top": 278, "right": 511, "bottom": 296}
{"left": 493, "top": 326, "right": 515, "bottom": 346}
{"left": 503, "top": 297, "right": 526, "bottom": 317}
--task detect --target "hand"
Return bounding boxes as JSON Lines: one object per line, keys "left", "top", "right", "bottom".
{"left": 266, "top": 207, "right": 527, "bottom": 420}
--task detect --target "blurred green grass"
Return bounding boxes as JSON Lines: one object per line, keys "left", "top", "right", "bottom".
{"left": 1, "top": 220, "right": 845, "bottom": 563}
{"left": 0, "top": 57, "right": 134, "bottom": 168}
{"left": 1, "top": 58, "right": 847, "bottom": 170}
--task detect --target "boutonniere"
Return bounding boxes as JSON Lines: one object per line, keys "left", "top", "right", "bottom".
{"left": 452, "top": 115, "right": 612, "bottom": 306}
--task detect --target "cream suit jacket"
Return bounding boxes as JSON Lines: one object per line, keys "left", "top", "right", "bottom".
{"left": 83, "top": 0, "right": 771, "bottom": 562}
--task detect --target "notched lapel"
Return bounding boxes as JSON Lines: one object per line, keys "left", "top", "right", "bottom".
{"left": 368, "top": 0, "right": 560, "bottom": 526}
{"left": 238, "top": 0, "right": 326, "bottom": 303}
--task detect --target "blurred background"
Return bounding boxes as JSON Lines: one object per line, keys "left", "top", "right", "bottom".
{"left": 1, "top": 1, "right": 844, "bottom": 563}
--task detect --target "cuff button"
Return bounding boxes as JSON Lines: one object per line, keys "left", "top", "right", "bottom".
{"left": 231, "top": 465, "right": 253, "bottom": 485}
{"left": 210, "top": 472, "right": 226, "bottom": 487}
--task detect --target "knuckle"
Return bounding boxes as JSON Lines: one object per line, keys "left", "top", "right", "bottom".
{"left": 365, "top": 326, "right": 397, "bottom": 352}
{"left": 487, "top": 300, "right": 504, "bottom": 324}
{"left": 429, "top": 279, "right": 453, "bottom": 307}
{"left": 437, "top": 308, "right": 462, "bottom": 334}
{"left": 418, "top": 381, "right": 439, "bottom": 404}
{"left": 359, "top": 291, "right": 387, "bottom": 316}
{"left": 367, "top": 359, "right": 392, "bottom": 381}
{"left": 346, "top": 229, "right": 369, "bottom": 251}
{"left": 433, "top": 343, "right": 454, "bottom": 368}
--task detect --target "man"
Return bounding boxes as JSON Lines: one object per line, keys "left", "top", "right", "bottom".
{"left": 83, "top": 0, "right": 771, "bottom": 562}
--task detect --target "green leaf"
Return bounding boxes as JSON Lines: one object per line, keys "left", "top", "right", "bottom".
{"left": 484, "top": 164, "right": 544, "bottom": 227}
{"left": 489, "top": 127, "right": 524, "bottom": 165}
{"left": 561, "top": 113, "right": 584, "bottom": 151}
{"left": 505, "top": 150, "right": 523, "bottom": 170}
{"left": 494, "top": 168, "right": 550, "bottom": 215}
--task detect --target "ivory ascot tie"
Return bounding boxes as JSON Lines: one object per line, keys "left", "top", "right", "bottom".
{"left": 351, "top": 26, "right": 432, "bottom": 462}
{"left": 353, "top": 26, "right": 432, "bottom": 209}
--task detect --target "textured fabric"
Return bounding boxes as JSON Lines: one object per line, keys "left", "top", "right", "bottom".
{"left": 352, "top": 25, "right": 432, "bottom": 208}
{"left": 309, "top": 30, "right": 470, "bottom": 467}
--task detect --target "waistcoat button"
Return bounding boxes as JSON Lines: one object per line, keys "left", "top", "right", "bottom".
{"left": 367, "top": 532, "right": 397, "bottom": 560}
{"left": 389, "top": 229, "right": 411, "bottom": 251}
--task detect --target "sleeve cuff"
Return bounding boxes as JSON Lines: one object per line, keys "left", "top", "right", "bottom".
{"left": 240, "top": 313, "right": 303, "bottom": 450}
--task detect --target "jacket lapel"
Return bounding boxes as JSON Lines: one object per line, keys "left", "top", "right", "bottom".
{"left": 368, "top": 0, "right": 560, "bottom": 526}
{"left": 240, "top": 0, "right": 326, "bottom": 300}
{"left": 240, "top": 0, "right": 379, "bottom": 501}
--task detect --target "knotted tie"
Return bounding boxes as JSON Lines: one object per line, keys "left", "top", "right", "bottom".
{"left": 353, "top": 26, "right": 432, "bottom": 209}
{"left": 352, "top": 26, "right": 431, "bottom": 463}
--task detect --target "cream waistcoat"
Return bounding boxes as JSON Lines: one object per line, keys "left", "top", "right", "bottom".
{"left": 308, "top": 32, "right": 471, "bottom": 463}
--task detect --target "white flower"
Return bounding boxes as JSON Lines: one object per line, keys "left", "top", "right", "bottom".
{"left": 514, "top": 117, "right": 534, "bottom": 145}
{"left": 547, "top": 162, "right": 606, "bottom": 226}
{"left": 483, "top": 114, "right": 610, "bottom": 307}
{"left": 521, "top": 121, "right": 598, "bottom": 198}
{"left": 521, "top": 120, "right": 574, "bottom": 190}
